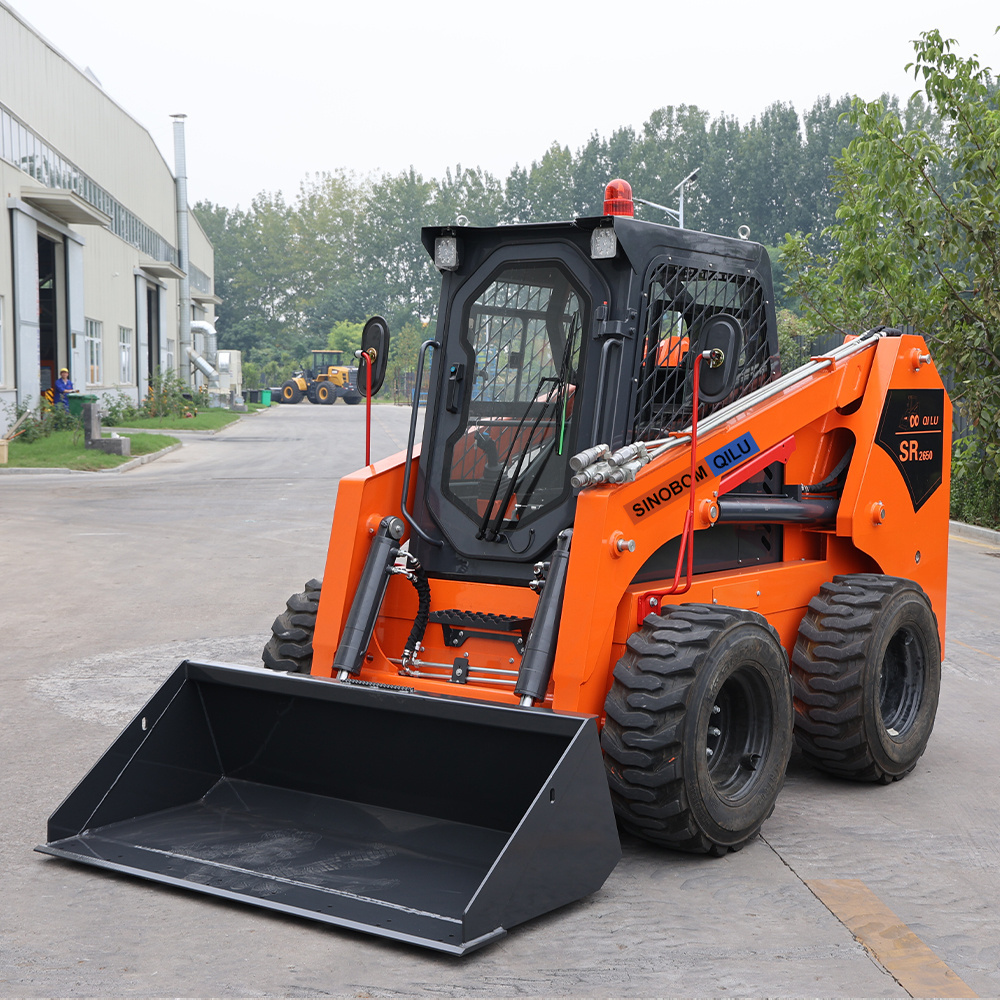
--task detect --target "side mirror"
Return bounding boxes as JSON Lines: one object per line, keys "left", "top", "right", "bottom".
{"left": 693, "top": 313, "right": 743, "bottom": 404}
{"left": 358, "top": 316, "right": 390, "bottom": 396}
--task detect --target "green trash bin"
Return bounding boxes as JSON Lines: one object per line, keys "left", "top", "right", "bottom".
{"left": 261, "top": 389, "right": 271, "bottom": 407}
{"left": 66, "top": 394, "right": 98, "bottom": 417}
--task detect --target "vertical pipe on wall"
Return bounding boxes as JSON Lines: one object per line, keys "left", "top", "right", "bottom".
{"left": 171, "top": 114, "right": 191, "bottom": 386}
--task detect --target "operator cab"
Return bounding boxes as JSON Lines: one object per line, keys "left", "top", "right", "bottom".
{"left": 410, "top": 181, "right": 778, "bottom": 583}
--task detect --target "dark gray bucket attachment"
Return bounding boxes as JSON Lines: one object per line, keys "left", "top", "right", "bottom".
{"left": 38, "top": 661, "right": 621, "bottom": 955}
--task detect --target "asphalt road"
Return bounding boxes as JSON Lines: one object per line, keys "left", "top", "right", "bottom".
{"left": 1, "top": 402, "right": 997, "bottom": 998}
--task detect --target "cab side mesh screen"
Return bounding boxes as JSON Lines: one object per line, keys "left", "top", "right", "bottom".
{"left": 631, "top": 262, "right": 774, "bottom": 441}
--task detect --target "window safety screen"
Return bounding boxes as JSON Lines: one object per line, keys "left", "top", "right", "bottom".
{"left": 445, "top": 264, "right": 585, "bottom": 536}
{"left": 633, "top": 263, "right": 773, "bottom": 440}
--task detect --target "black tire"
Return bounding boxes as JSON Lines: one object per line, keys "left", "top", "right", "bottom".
{"left": 343, "top": 394, "right": 362, "bottom": 405}
{"left": 792, "top": 574, "right": 941, "bottom": 783}
{"left": 281, "top": 381, "right": 303, "bottom": 404}
{"left": 602, "top": 605, "right": 793, "bottom": 854}
{"left": 316, "top": 383, "right": 335, "bottom": 405}
{"left": 262, "top": 579, "right": 322, "bottom": 673}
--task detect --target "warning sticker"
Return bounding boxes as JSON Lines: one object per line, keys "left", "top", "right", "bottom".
{"left": 874, "top": 388, "right": 945, "bottom": 512}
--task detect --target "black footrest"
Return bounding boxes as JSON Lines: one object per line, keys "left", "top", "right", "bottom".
{"left": 430, "top": 609, "right": 532, "bottom": 635}
{"left": 429, "top": 609, "right": 532, "bottom": 652}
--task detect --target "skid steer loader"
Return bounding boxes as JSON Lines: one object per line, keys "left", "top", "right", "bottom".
{"left": 40, "top": 179, "right": 951, "bottom": 955}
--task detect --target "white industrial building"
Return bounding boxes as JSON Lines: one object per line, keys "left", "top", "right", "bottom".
{"left": 0, "top": 1, "right": 218, "bottom": 432}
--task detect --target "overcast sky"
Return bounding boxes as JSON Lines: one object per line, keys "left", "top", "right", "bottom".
{"left": 8, "top": 0, "right": 999, "bottom": 209}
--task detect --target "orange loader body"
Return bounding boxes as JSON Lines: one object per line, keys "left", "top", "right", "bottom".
{"left": 40, "top": 185, "right": 951, "bottom": 955}
{"left": 312, "top": 333, "right": 950, "bottom": 716}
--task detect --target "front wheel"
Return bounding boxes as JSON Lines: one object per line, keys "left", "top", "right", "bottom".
{"left": 262, "top": 579, "right": 322, "bottom": 673}
{"left": 602, "top": 605, "right": 793, "bottom": 854}
{"left": 316, "top": 383, "right": 335, "bottom": 404}
{"left": 792, "top": 574, "right": 941, "bottom": 783}
{"left": 280, "top": 381, "right": 303, "bottom": 404}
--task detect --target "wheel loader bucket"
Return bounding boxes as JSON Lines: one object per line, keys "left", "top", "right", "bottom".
{"left": 37, "top": 661, "right": 621, "bottom": 955}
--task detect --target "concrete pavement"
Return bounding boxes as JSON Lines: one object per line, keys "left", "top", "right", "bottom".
{"left": 1, "top": 402, "right": 997, "bottom": 997}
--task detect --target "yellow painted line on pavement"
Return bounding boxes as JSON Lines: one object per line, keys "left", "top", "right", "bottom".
{"left": 951, "top": 637, "right": 1000, "bottom": 664}
{"left": 806, "top": 879, "right": 977, "bottom": 998}
{"left": 949, "top": 533, "right": 1000, "bottom": 550}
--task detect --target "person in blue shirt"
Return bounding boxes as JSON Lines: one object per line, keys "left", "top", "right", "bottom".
{"left": 53, "top": 368, "right": 74, "bottom": 412}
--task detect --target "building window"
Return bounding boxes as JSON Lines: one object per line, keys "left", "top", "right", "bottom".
{"left": 1, "top": 101, "right": 178, "bottom": 265}
{"left": 119, "top": 326, "right": 133, "bottom": 384}
{"left": 166, "top": 338, "right": 175, "bottom": 372}
{"left": 85, "top": 319, "right": 102, "bottom": 385}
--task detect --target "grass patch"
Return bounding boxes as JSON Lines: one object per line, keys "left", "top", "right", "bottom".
{"left": 5, "top": 430, "right": 180, "bottom": 471}
{"left": 104, "top": 409, "right": 243, "bottom": 431}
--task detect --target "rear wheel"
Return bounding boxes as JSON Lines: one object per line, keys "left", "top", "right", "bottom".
{"left": 280, "top": 381, "right": 303, "bottom": 404}
{"left": 792, "top": 574, "right": 940, "bottom": 783}
{"left": 262, "top": 579, "right": 322, "bottom": 673}
{"left": 602, "top": 605, "right": 793, "bottom": 854}
{"left": 316, "top": 383, "right": 335, "bottom": 404}
{"left": 343, "top": 394, "right": 362, "bottom": 405}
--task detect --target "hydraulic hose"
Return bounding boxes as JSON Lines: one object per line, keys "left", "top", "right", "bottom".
{"left": 402, "top": 563, "right": 432, "bottom": 664}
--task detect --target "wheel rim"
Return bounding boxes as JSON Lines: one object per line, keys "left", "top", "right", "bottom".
{"left": 878, "top": 626, "right": 925, "bottom": 740}
{"left": 706, "top": 665, "right": 773, "bottom": 801}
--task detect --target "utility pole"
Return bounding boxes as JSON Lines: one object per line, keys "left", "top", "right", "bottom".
{"left": 634, "top": 168, "right": 700, "bottom": 229}
{"left": 171, "top": 114, "right": 191, "bottom": 386}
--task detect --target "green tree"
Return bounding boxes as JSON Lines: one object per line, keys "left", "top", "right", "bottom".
{"left": 781, "top": 29, "right": 1000, "bottom": 474}
{"left": 775, "top": 308, "right": 819, "bottom": 372}
{"left": 434, "top": 165, "right": 505, "bottom": 227}
{"left": 328, "top": 319, "right": 364, "bottom": 358}
{"left": 520, "top": 142, "right": 578, "bottom": 222}
{"left": 800, "top": 94, "right": 861, "bottom": 249}
{"left": 354, "top": 168, "right": 439, "bottom": 330}
{"left": 386, "top": 320, "right": 429, "bottom": 399}
{"left": 293, "top": 171, "right": 365, "bottom": 333}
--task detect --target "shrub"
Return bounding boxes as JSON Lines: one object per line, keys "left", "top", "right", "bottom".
{"left": 1, "top": 397, "right": 80, "bottom": 443}
{"left": 141, "top": 368, "right": 208, "bottom": 418}
{"left": 101, "top": 389, "right": 140, "bottom": 426}
{"left": 951, "top": 460, "right": 1000, "bottom": 530}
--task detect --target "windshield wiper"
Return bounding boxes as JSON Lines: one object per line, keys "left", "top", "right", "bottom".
{"left": 477, "top": 314, "right": 581, "bottom": 543}
{"left": 476, "top": 376, "right": 560, "bottom": 541}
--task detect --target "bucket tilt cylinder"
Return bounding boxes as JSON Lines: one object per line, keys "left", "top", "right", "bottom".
{"left": 332, "top": 515, "right": 404, "bottom": 677}
{"left": 515, "top": 529, "right": 572, "bottom": 705}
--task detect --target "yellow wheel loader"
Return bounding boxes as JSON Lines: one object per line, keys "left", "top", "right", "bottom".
{"left": 279, "top": 350, "right": 363, "bottom": 405}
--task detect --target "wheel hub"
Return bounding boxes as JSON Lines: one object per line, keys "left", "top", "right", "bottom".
{"left": 878, "top": 626, "right": 925, "bottom": 740}
{"left": 707, "top": 666, "right": 773, "bottom": 800}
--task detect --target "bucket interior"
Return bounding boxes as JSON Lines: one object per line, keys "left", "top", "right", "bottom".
{"left": 41, "top": 663, "right": 620, "bottom": 953}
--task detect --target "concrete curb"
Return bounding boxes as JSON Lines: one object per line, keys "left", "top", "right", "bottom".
{"left": 949, "top": 519, "right": 1000, "bottom": 546}
{"left": 0, "top": 440, "right": 182, "bottom": 476}
{"left": 108, "top": 425, "right": 221, "bottom": 437}
{"left": 105, "top": 441, "right": 183, "bottom": 473}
